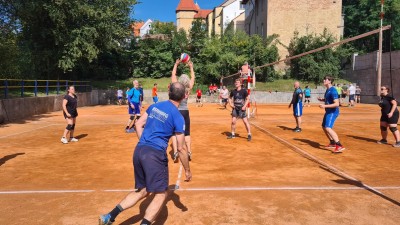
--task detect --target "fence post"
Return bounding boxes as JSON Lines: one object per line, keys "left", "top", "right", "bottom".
{"left": 57, "top": 80, "right": 60, "bottom": 95}
{"left": 46, "top": 80, "right": 49, "bottom": 96}
{"left": 4, "top": 79, "right": 8, "bottom": 99}
{"left": 34, "top": 80, "right": 38, "bottom": 97}
{"left": 21, "top": 80, "right": 24, "bottom": 98}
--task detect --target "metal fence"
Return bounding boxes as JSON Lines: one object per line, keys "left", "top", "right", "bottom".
{"left": 0, "top": 79, "right": 92, "bottom": 99}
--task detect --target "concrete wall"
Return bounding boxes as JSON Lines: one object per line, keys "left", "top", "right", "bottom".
{"left": 0, "top": 90, "right": 110, "bottom": 124}
{"left": 344, "top": 50, "right": 400, "bottom": 104}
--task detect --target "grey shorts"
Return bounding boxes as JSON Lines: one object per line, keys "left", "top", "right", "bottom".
{"left": 231, "top": 108, "right": 247, "bottom": 118}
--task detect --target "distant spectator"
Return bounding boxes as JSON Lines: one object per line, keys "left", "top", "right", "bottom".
{"left": 348, "top": 83, "right": 356, "bottom": 107}
{"left": 341, "top": 83, "right": 348, "bottom": 104}
{"left": 356, "top": 86, "right": 361, "bottom": 103}
{"left": 117, "top": 88, "right": 123, "bottom": 105}
{"left": 152, "top": 83, "right": 158, "bottom": 104}
{"left": 335, "top": 84, "right": 343, "bottom": 106}
{"left": 303, "top": 86, "right": 311, "bottom": 107}
{"left": 125, "top": 87, "right": 130, "bottom": 104}
{"left": 196, "top": 88, "right": 203, "bottom": 107}
{"left": 220, "top": 86, "right": 229, "bottom": 109}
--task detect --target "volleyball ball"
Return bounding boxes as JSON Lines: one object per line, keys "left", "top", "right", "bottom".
{"left": 180, "top": 53, "right": 190, "bottom": 63}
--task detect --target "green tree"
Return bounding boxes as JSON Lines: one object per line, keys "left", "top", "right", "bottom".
{"left": 287, "top": 29, "right": 353, "bottom": 84}
{"left": 343, "top": 0, "right": 400, "bottom": 51}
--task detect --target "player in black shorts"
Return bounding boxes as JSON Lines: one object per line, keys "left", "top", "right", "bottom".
{"left": 227, "top": 79, "right": 252, "bottom": 141}
{"left": 377, "top": 86, "right": 400, "bottom": 147}
{"left": 61, "top": 85, "right": 79, "bottom": 144}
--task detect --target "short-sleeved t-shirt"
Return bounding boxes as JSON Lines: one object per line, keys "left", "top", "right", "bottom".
{"left": 64, "top": 94, "right": 78, "bottom": 115}
{"left": 356, "top": 88, "right": 361, "bottom": 95}
{"left": 138, "top": 101, "right": 185, "bottom": 152}
{"left": 117, "top": 90, "right": 123, "bottom": 97}
{"left": 221, "top": 89, "right": 229, "bottom": 99}
{"left": 348, "top": 85, "right": 356, "bottom": 95}
{"left": 152, "top": 87, "right": 157, "bottom": 97}
{"left": 304, "top": 88, "right": 311, "bottom": 97}
{"left": 196, "top": 90, "right": 202, "bottom": 97}
{"left": 127, "top": 88, "right": 141, "bottom": 103}
{"left": 292, "top": 88, "right": 303, "bottom": 104}
{"left": 324, "top": 87, "right": 339, "bottom": 114}
{"left": 230, "top": 88, "right": 248, "bottom": 108}
{"left": 379, "top": 95, "right": 399, "bottom": 115}
{"left": 335, "top": 86, "right": 342, "bottom": 95}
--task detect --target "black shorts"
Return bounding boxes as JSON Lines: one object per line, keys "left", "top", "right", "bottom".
{"left": 341, "top": 94, "right": 347, "bottom": 98}
{"left": 196, "top": 96, "right": 201, "bottom": 100}
{"left": 222, "top": 98, "right": 228, "bottom": 103}
{"left": 63, "top": 111, "right": 78, "bottom": 119}
{"left": 179, "top": 110, "right": 190, "bottom": 136}
{"left": 349, "top": 94, "right": 355, "bottom": 101}
{"left": 133, "top": 145, "right": 168, "bottom": 193}
{"left": 231, "top": 108, "right": 247, "bottom": 118}
{"left": 380, "top": 111, "right": 399, "bottom": 124}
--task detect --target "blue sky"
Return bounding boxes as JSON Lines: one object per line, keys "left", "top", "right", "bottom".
{"left": 132, "top": 0, "right": 225, "bottom": 22}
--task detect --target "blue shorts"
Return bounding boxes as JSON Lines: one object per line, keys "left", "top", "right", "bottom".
{"left": 118, "top": 96, "right": 122, "bottom": 100}
{"left": 322, "top": 112, "right": 339, "bottom": 128}
{"left": 133, "top": 145, "right": 168, "bottom": 193}
{"left": 349, "top": 94, "right": 355, "bottom": 101}
{"left": 128, "top": 102, "right": 141, "bottom": 115}
{"left": 293, "top": 102, "right": 303, "bottom": 117}
{"left": 153, "top": 96, "right": 158, "bottom": 103}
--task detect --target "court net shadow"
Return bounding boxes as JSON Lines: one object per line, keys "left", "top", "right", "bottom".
{"left": 346, "top": 135, "right": 377, "bottom": 143}
{"left": 75, "top": 134, "right": 88, "bottom": 139}
{"left": 0, "top": 153, "right": 25, "bottom": 167}
{"left": 119, "top": 185, "right": 188, "bottom": 225}
{"left": 320, "top": 166, "right": 400, "bottom": 207}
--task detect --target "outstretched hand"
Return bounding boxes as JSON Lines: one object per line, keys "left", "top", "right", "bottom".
{"left": 175, "top": 59, "right": 181, "bottom": 65}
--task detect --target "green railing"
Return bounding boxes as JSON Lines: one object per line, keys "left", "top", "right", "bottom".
{"left": 0, "top": 79, "right": 92, "bottom": 99}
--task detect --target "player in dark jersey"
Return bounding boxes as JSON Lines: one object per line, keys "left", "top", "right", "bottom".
{"left": 317, "top": 76, "right": 345, "bottom": 153}
{"left": 61, "top": 86, "right": 79, "bottom": 144}
{"left": 289, "top": 81, "right": 303, "bottom": 132}
{"left": 377, "top": 86, "right": 400, "bottom": 147}
{"left": 227, "top": 79, "right": 252, "bottom": 141}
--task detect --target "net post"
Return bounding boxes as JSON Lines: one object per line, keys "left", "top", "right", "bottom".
{"left": 377, "top": 0, "right": 384, "bottom": 96}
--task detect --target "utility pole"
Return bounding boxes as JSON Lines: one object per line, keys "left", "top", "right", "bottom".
{"left": 377, "top": 0, "right": 384, "bottom": 96}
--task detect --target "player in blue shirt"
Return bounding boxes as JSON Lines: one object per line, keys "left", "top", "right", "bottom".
{"left": 289, "top": 81, "right": 303, "bottom": 132}
{"left": 100, "top": 82, "right": 192, "bottom": 225}
{"left": 125, "top": 80, "right": 142, "bottom": 132}
{"left": 318, "top": 76, "right": 345, "bottom": 153}
{"left": 304, "top": 86, "right": 311, "bottom": 107}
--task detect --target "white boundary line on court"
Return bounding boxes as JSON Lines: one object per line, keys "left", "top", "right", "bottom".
{"left": 0, "top": 124, "right": 54, "bottom": 139}
{"left": 2, "top": 186, "right": 400, "bottom": 195}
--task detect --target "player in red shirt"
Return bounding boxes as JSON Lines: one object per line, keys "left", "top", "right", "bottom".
{"left": 196, "top": 88, "right": 203, "bottom": 107}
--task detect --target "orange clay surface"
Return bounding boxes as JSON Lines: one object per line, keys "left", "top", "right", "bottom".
{"left": 0, "top": 103, "right": 400, "bottom": 225}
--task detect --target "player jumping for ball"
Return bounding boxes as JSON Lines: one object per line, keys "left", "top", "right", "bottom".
{"left": 318, "top": 76, "right": 345, "bottom": 153}
{"left": 227, "top": 79, "right": 252, "bottom": 141}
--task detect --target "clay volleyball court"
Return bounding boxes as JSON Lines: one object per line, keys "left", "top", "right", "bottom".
{"left": 0, "top": 103, "right": 400, "bottom": 225}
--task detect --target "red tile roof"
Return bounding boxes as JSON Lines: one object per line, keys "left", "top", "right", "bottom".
{"left": 176, "top": 0, "right": 198, "bottom": 12}
{"left": 194, "top": 9, "right": 213, "bottom": 19}
{"left": 130, "top": 22, "right": 144, "bottom": 36}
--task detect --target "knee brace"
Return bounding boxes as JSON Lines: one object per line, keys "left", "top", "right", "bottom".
{"left": 71, "top": 124, "right": 75, "bottom": 130}
{"left": 389, "top": 127, "right": 398, "bottom": 132}
{"left": 66, "top": 124, "right": 73, "bottom": 131}
{"left": 130, "top": 115, "right": 135, "bottom": 120}
{"left": 380, "top": 126, "right": 387, "bottom": 131}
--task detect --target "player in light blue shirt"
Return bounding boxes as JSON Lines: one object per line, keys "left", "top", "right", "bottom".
{"left": 125, "top": 80, "right": 142, "bottom": 132}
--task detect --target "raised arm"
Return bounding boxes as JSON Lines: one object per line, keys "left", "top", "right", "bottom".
{"left": 188, "top": 61, "right": 195, "bottom": 89}
{"left": 171, "top": 59, "right": 180, "bottom": 83}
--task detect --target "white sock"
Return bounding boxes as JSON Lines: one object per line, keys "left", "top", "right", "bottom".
{"left": 232, "top": 132, "right": 235, "bottom": 136}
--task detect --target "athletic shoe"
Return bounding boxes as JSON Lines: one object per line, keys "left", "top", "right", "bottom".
{"left": 173, "top": 152, "right": 179, "bottom": 162}
{"left": 61, "top": 137, "right": 68, "bottom": 144}
{"left": 293, "top": 128, "right": 302, "bottom": 132}
{"left": 332, "top": 145, "right": 345, "bottom": 153}
{"left": 227, "top": 134, "right": 235, "bottom": 139}
{"left": 377, "top": 139, "right": 388, "bottom": 144}
{"left": 247, "top": 134, "right": 252, "bottom": 141}
{"left": 70, "top": 137, "right": 79, "bottom": 142}
{"left": 393, "top": 142, "right": 400, "bottom": 148}
{"left": 325, "top": 143, "right": 336, "bottom": 148}
{"left": 99, "top": 214, "right": 113, "bottom": 225}
{"left": 126, "top": 127, "right": 136, "bottom": 133}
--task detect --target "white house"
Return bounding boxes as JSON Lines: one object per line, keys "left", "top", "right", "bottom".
{"left": 140, "top": 19, "right": 153, "bottom": 37}
{"left": 221, "top": 0, "right": 245, "bottom": 30}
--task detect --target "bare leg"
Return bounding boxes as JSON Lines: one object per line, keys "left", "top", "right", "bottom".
{"left": 185, "top": 136, "right": 191, "bottom": 154}
{"left": 70, "top": 118, "right": 76, "bottom": 138}
{"left": 119, "top": 188, "right": 149, "bottom": 210}
{"left": 380, "top": 121, "right": 388, "bottom": 140}
{"left": 143, "top": 192, "right": 167, "bottom": 223}
{"left": 63, "top": 118, "right": 73, "bottom": 137}
{"left": 295, "top": 116, "right": 302, "bottom": 128}
{"left": 389, "top": 124, "right": 400, "bottom": 142}
{"left": 231, "top": 117, "right": 237, "bottom": 134}
{"left": 324, "top": 127, "right": 339, "bottom": 142}
{"left": 242, "top": 117, "right": 251, "bottom": 134}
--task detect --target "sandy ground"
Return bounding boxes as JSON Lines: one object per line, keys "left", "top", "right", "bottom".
{"left": 0, "top": 103, "right": 399, "bottom": 225}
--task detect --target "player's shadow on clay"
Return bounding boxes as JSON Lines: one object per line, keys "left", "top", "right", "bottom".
{"left": 119, "top": 185, "right": 188, "bottom": 225}
{"left": 277, "top": 125, "right": 294, "bottom": 131}
{"left": 346, "top": 135, "right": 377, "bottom": 143}
{"left": 221, "top": 131, "right": 246, "bottom": 139}
{"left": 293, "top": 138, "right": 328, "bottom": 151}
{"left": 75, "top": 134, "right": 88, "bottom": 139}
